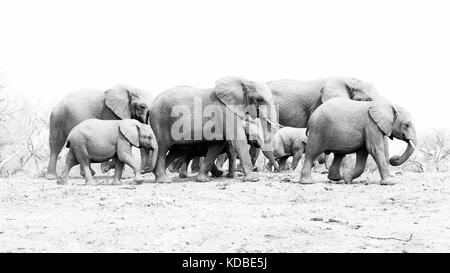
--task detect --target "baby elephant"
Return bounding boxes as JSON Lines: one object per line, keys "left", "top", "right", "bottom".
{"left": 264, "top": 127, "right": 328, "bottom": 171}
{"left": 242, "top": 118, "right": 325, "bottom": 172}
{"left": 57, "top": 119, "right": 158, "bottom": 186}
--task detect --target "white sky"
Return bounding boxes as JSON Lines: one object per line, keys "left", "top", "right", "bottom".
{"left": 1, "top": 0, "right": 449, "bottom": 136}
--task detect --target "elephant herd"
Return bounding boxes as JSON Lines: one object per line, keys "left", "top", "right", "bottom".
{"left": 46, "top": 76, "right": 417, "bottom": 186}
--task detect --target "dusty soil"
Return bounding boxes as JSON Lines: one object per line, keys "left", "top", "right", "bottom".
{"left": 0, "top": 170, "right": 449, "bottom": 252}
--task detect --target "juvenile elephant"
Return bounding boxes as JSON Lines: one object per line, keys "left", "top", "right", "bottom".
{"left": 46, "top": 84, "right": 153, "bottom": 179}
{"left": 149, "top": 76, "right": 279, "bottom": 183}
{"left": 57, "top": 119, "right": 158, "bottom": 186}
{"left": 242, "top": 118, "right": 327, "bottom": 171}
{"left": 299, "top": 98, "right": 417, "bottom": 185}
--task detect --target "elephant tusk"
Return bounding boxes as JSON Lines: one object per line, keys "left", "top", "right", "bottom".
{"left": 409, "top": 140, "right": 416, "bottom": 150}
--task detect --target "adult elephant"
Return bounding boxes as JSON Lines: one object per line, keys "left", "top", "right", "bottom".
{"left": 269, "top": 77, "right": 379, "bottom": 128}
{"left": 45, "top": 84, "right": 153, "bottom": 179}
{"left": 218, "top": 77, "right": 380, "bottom": 169}
{"left": 149, "top": 76, "right": 279, "bottom": 183}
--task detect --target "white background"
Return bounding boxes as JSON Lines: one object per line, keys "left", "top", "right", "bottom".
{"left": 0, "top": 0, "right": 449, "bottom": 135}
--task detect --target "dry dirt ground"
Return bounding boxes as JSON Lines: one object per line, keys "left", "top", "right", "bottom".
{"left": 0, "top": 169, "right": 449, "bottom": 252}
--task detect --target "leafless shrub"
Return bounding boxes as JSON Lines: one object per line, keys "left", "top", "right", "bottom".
{"left": 402, "top": 129, "right": 450, "bottom": 173}
{"left": 0, "top": 79, "right": 49, "bottom": 177}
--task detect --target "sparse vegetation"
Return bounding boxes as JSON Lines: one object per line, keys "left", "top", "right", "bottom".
{"left": 402, "top": 129, "right": 450, "bottom": 173}
{"left": 0, "top": 77, "right": 49, "bottom": 177}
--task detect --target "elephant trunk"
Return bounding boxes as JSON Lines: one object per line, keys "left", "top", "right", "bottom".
{"left": 140, "top": 147, "right": 150, "bottom": 174}
{"left": 139, "top": 138, "right": 158, "bottom": 174}
{"left": 261, "top": 150, "right": 279, "bottom": 171}
{"left": 389, "top": 138, "right": 416, "bottom": 166}
{"left": 258, "top": 104, "right": 279, "bottom": 171}
{"left": 146, "top": 139, "right": 158, "bottom": 173}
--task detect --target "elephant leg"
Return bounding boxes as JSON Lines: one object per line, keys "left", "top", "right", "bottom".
{"left": 73, "top": 145, "right": 99, "bottom": 186}
{"left": 265, "top": 161, "right": 273, "bottom": 172}
{"left": 279, "top": 156, "right": 289, "bottom": 171}
{"left": 56, "top": 149, "right": 78, "bottom": 185}
{"left": 111, "top": 160, "right": 124, "bottom": 185}
{"left": 226, "top": 147, "right": 236, "bottom": 178}
{"left": 178, "top": 160, "right": 188, "bottom": 178}
{"left": 299, "top": 132, "right": 325, "bottom": 184}
{"left": 80, "top": 165, "right": 96, "bottom": 177}
{"left": 215, "top": 153, "right": 228, "bottom": 171}
{"left": 299, "top": 151, "right": 320, "bottom": 184}
{"left": 327, "top": 154, "right": 345, "bottom": 181}
{"left": 367, "top": 137, "right": 392, "bottom": 185}
{"left": 196, "top": 143, "right": 226, "bottom": 182}
{"left": 89, "top": 165, "right": 96, "bottom": 176}
{"left": 81, "top": 163, "right": 97, "bottom": 186}
{"left": 291, "top": 149, "right": 304, "bottom": 171}
{"left": 249, "top": 146, "right": 260, "bottom": 171}
{"left": 324, "top": 154, "right": 330, "bottom": 170}
{"left": 190, "top": 157, "right": 200, "bottom": 173}
{"left": 349, "top": 149, "right": 369, "bottom": 182}
{"left": 153, "top": 145, "right": 177, "bottom": 183}
{"left": 118, "top": 149, "right": 143, "bottom": 185}
{"left": 384, "top": 137, "right": 390, "bottom": 165}
{"left": 46, "top": 131, "right": 67, "bottom": 180}
{"left": 232, "top": 140, "right": 258, "bottom": 182}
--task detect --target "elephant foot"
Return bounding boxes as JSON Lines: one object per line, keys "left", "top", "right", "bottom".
{"left": 226, "top": 172, "right": 236, "bottom": 178}
{"left": 252, "top": 167, "right": 261, "bottom": 172}
{"left": 297, "top": 176, "right": 317, "bottom": 184}
{"left": 85, "top": 179, "right": 101, "bottom": 186}
{"left": 211, "top": 168, "right": 224, "bottom": 178}
{"left": 155, "top": 175, "right": 172, "bottom": 183}
{"left": 380, "top": 179, "right": 398, "bottom": 186}
{"left": 111, "top": 179, "right": 122, "bottom": 185}
{"left": 343, "top": 174, "right": 353, "bottom": 184}
{"left": 195, "top": 174, "right": 211, "bottom": 182}
{"left": 179, "top": 172, "right": 187, "bottom": 178}
{"left": 133, "top": 177, "right": 144, "bottom": 185}
{"left": 243, "top": 174, "right": 259, "bottom": 182}
{"left": 327, "top": 172, "right": 343, "bottom": 181}
{"left": 56, "top": 177, "right": 67, "bottom": 185}
{"left": 45, "top": 172, "right": 58, "bottom": 180}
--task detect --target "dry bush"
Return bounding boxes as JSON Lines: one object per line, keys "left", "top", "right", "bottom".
{"left": 401, "top": 129, "right": 450, "bottom": 173}
{"left": 0, "top": 79, "right": 49, "bottom": 177}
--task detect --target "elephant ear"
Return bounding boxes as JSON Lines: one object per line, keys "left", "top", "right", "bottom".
{"left": 105, "top": 84, "right": 132, "bottom": 119}
{"left": 119, "top": 120, "right": 140, "bottom": 147}
{"left": 321, "top": 78, "right": 378, "bottom": 102}
{"left": 214, "top": 76, "right": 252, "bottom": 118}
{"left": 320, "top": 78, "right": 351, "bottom": 102}
{"left": 368, "top": 104, "right": 395, "bottom": 137}
{"left": 345, "top": 78, "right": 378, "bottom": 101}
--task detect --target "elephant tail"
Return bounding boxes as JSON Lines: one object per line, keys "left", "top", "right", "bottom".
{"left": 66, "top": 140, "right": 71, "bottom": 148}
